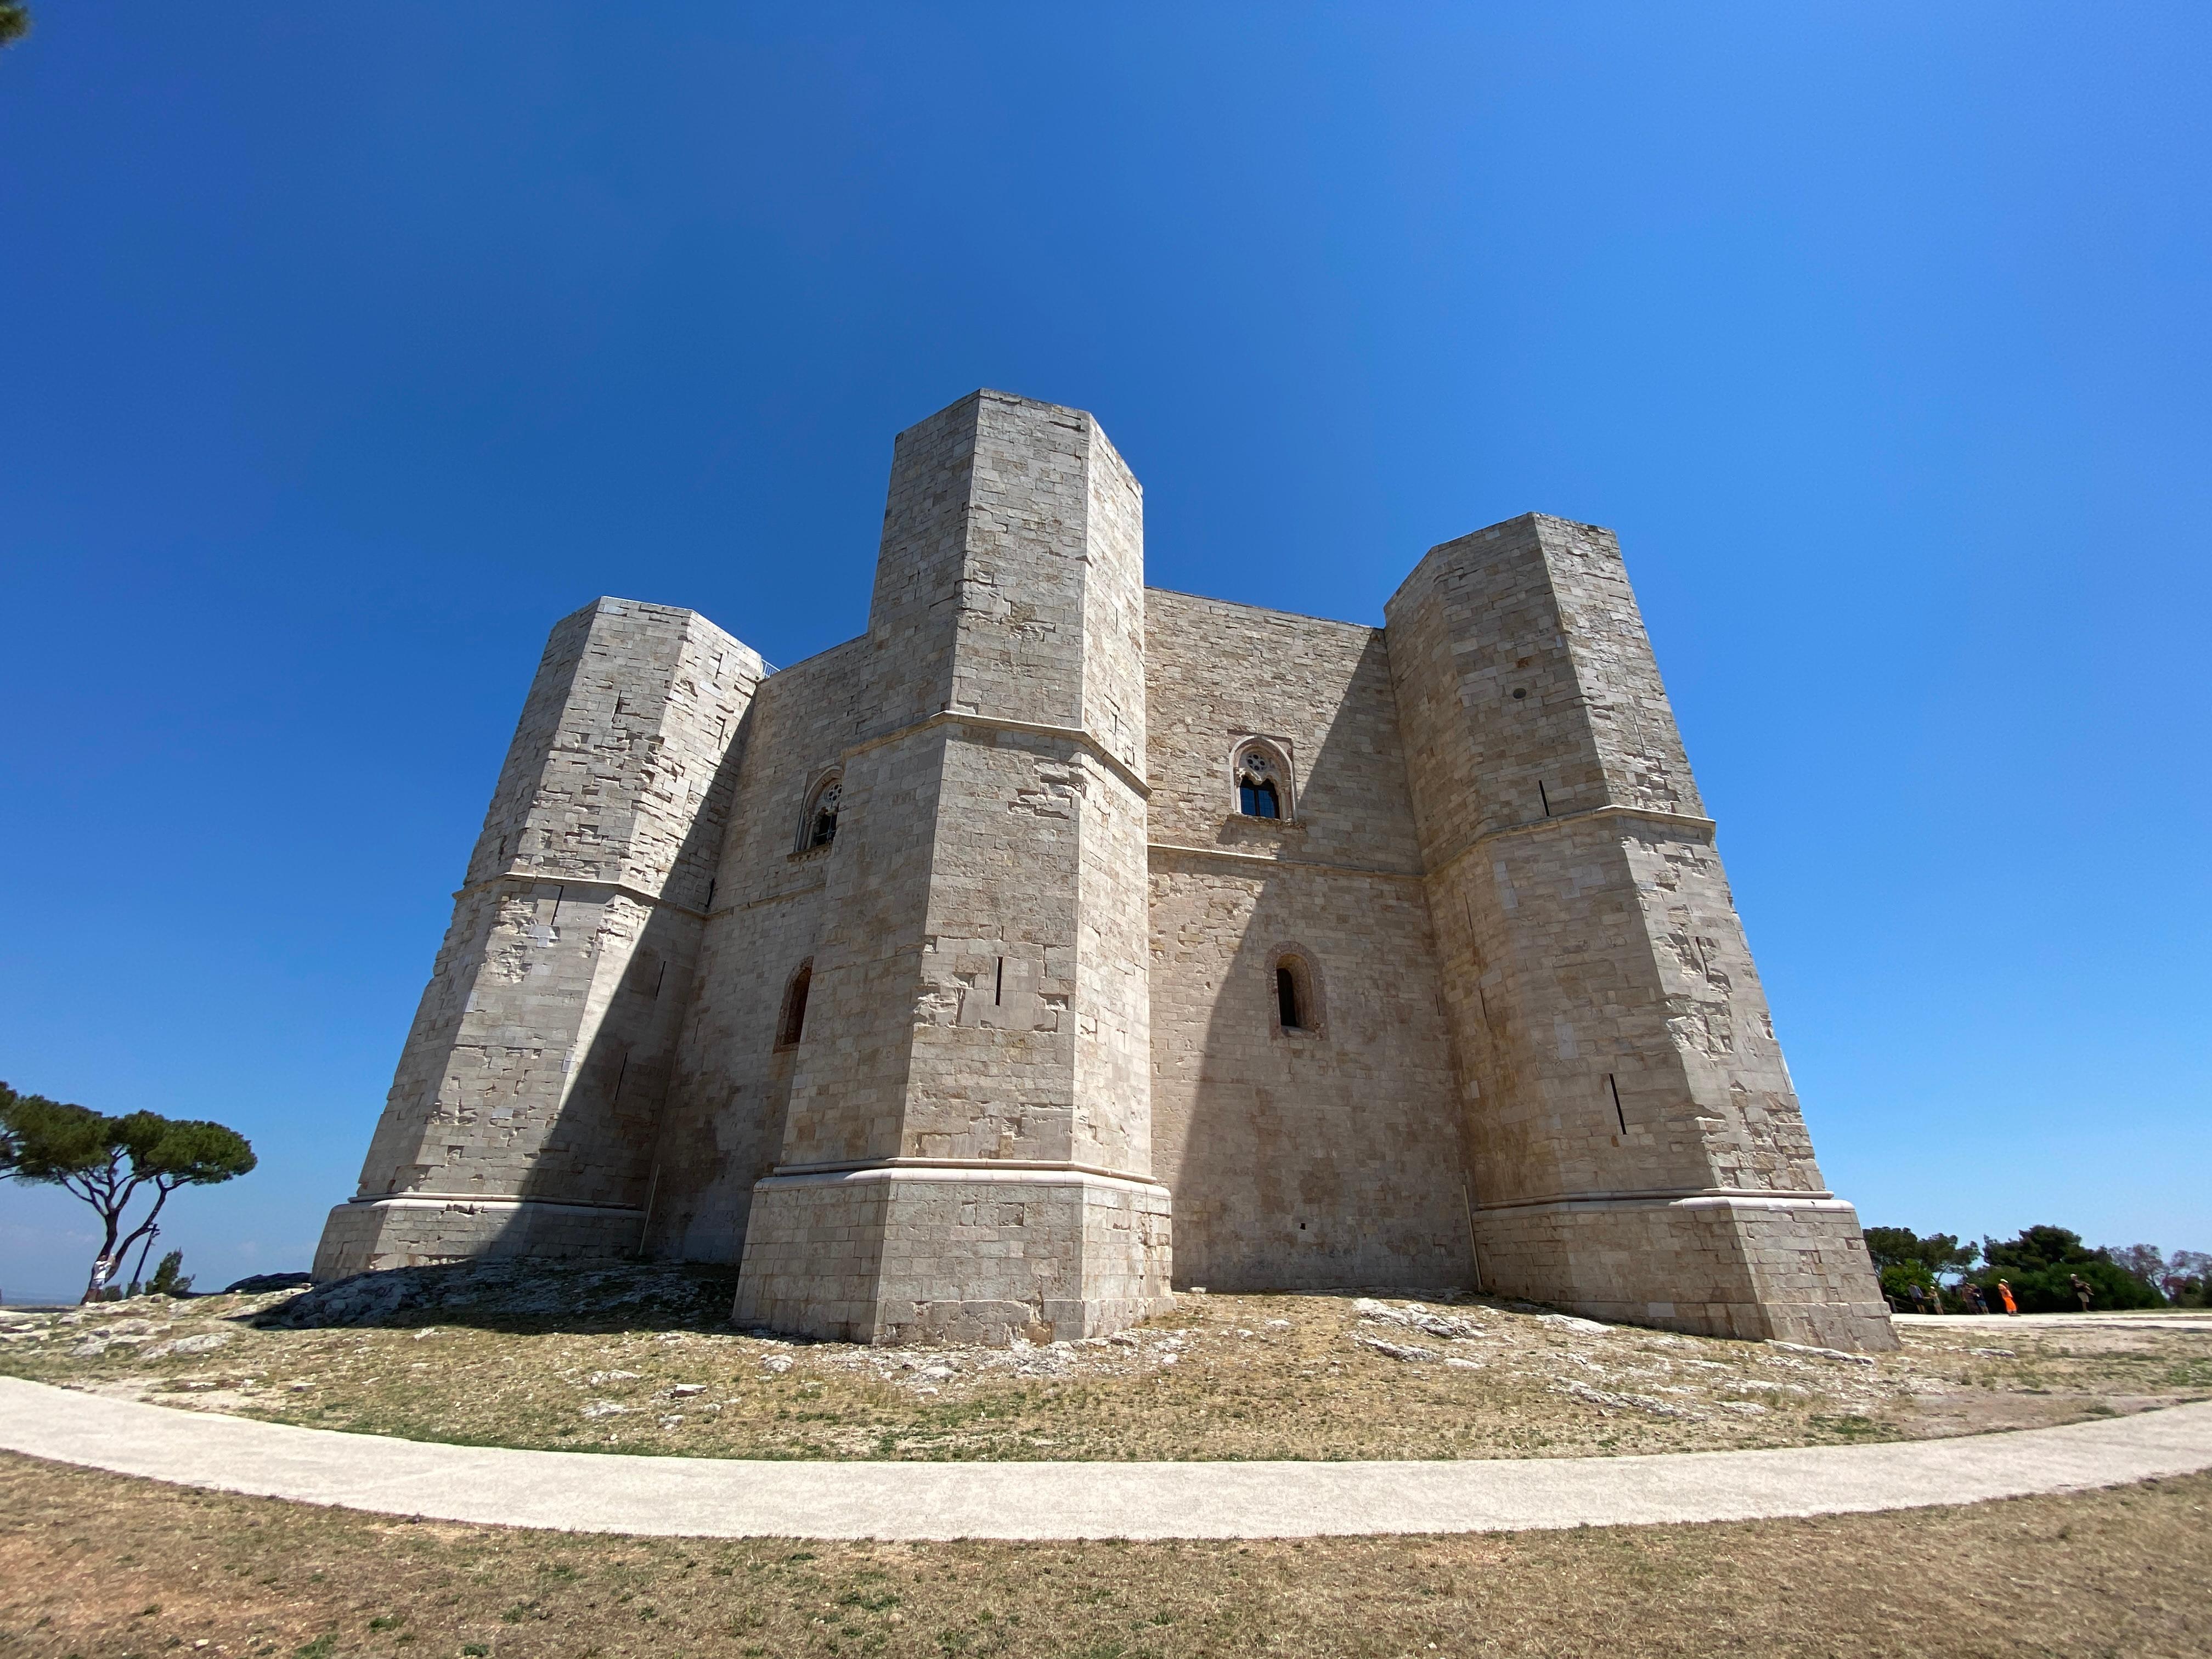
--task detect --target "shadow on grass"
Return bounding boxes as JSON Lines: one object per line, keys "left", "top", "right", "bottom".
{"left": 241, "top": 1260, "right": 744, "bottom": 1338}
{"left": 241, "top": 1268, "right": 1559, "bottom": 1343}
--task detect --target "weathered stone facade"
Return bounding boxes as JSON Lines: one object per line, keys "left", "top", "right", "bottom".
{"left": 318, "top": 389, "right": 1895, "bottom": 1351}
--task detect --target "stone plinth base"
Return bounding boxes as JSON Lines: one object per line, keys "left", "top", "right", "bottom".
{"left": 1474, "top": 1193, "right": 1899, "bottom": 1352}
{"left": 312, "top": 1196, "right": 645, "bottom": 1280}
{"left": 733, "top": 1166, "right": 1174, "bottom": 1346}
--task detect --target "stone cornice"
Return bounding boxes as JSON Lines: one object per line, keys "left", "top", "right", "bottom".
{"left": 768, "top": 1155, "right": 1163, "bottom": 1188}
{"left": 1146, "top": 842, "right": 1426, "bottom": 883}
{"left": 1474, "top": 1186, "right": 1839, "bottom": 1214}
{"left": 842, "top": 708, "right": 1152, "bottom": 799}
{"left": 1426, "top": 802, "right": 1718, "bottom": 885}
{"left": 453, "top": 870, "right": 706, "bottom": 919}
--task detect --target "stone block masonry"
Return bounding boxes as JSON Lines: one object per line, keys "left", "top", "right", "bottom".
{"left": 318, "top": 392, "right": 1894, "bottom": 1350}
{"left": 315, "top": 599, "right": 765, "bottom": 1278}
{"left": 729, "top": 391, "right": 1172, "bottom": 1345}
{"left": 1385, "top": 515, "right": 1893, "bottom": 1350}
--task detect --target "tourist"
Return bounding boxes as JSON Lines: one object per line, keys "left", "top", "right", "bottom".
{"left": 2071, "top": 1273, "right": 2094, "bottom": 1313}
{"left": 1963, "top": 1283, "right": 1987, "bottom": 1315}
{"left": 1997, "top": 1278, "right": 2018, "bottom": 1316}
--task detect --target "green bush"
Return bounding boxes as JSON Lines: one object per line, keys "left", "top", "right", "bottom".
{"left": 1977, "top": 1259, "right": 2162, "bottom": 1313}
{"left": 1975, "top": 1224, "right": 2166, "bottom": 1312}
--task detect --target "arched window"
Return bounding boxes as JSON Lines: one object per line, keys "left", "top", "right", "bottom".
{"left": 1271, "top": 948, "right": 1322, "bottom": 1038}
{"left": 800, "top": 772, "right": 841, "bottom": 851}
{"left": 776, "top": 961, "right": 812, "bottom": 1049}
{"left": 1234, "top": 743, "right": 1289, "bottom": 820}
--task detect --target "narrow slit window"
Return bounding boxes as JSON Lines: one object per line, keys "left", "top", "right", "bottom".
{"left": 778, "top": 962, "right": 812, "bottom": 1048}
{"left": 1277, "top": 964, "right": 1304, "bottom": 1030}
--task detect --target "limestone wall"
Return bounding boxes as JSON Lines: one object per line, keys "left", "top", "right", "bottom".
{"left": 1385, "top": 516, "right": 1893, "bottom": 1348}
{"left": 1387, "top": 514, "right": 1701, "bottom": 855}
{"left": 735, "top": 1168, "right": 1171, "bottom": 1345}
{"left": 1143, "top": 591, "right": 1468, "bottom": 1292}
{"left": 317, "top": 599, "right": 764, "bottom": 1277}
{"left": 641, "top": 639, "right": 871, "bottom": 1262}
{"left": 733, "top": 391, "right": 1171, "bottom": 1343}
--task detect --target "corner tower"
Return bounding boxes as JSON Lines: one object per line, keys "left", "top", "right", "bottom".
{"left": 315, "top": 600, "right": 765, "bottom": 1276}
{"left": 1387, "top": 515, "right": 1894, "bottom": 1350}
{"left": 731, "top": 391, "right": 1172, "bottom": 1344}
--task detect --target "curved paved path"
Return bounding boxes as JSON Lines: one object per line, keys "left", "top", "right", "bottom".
{"left": 5, "top": 1378, "right": 2210, "bottom": 1541}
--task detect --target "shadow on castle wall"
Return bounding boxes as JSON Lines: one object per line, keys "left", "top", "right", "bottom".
{"left": 445, "top": 690, "right": 768, "bottom": 1266}
{"left": 1165, "top": 631, "right": 1477, "bottom": 1295}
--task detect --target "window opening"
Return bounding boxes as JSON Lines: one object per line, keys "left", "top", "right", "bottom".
{"left": 806, "top": 777, "right": 840, "bottom": 849}
{"left": 1277, "top": 964, "right": 1305, "bottom": 1030}
{"left": 1236, "top": 748, "right": 1282, "bottom": 819}
{"left": 778, "top": 963, "right": 812, "bottom": 1048}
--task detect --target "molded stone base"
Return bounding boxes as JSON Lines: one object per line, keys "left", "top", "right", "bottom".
{"left": 732, "top": 1166, "right": 1174, "bottom": 1346}
{"left": 1473, "top": 1193, "right": 1899, "bottom": 1352}
{"left": 312, "top": 1196, "right": 646, "bottom": 1280}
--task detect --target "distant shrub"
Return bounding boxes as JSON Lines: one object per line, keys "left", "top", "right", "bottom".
{"left": 1976, "top": 1225, "right": 2166, "bottom": 1313}
{"left": 149, "top": 1250, "right": 194, "bottom": 1297}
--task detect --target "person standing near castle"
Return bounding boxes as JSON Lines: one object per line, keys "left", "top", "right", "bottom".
{"left": 2070, "top": 1273, "right": 2094, "bottom": 1313}
{"left": 1996, "top": 1279, "right": 2018, "bottom": 1316}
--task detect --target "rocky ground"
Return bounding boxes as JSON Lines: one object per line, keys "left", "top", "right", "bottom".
{"left": 4, "top": 1261, "right": 2208, "bottom": 1462}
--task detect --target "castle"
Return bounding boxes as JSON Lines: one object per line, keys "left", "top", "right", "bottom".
{"left": 316, "top": 389, "right": 1896, "bottom": 1352}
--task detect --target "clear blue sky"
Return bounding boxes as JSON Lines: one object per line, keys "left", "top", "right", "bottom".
{"left": 3, "top": 4, "right": 2206, "bottom": 1299}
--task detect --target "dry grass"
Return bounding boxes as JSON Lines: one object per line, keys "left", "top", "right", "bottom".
{"left": 4, "top": 1265, "right": 2208, "bottom": 1463}
{"left": 4, "top": 1451, "right": 2210, "bottom": 1657}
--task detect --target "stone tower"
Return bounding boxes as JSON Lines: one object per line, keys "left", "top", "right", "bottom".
{"left": 729, "top": 391, "right": 1172, "bottom": 1344}
{"left": 1385, "top": 515, "right": 1894, "bottom": 1350}
{"left": 314, "top": 600, "right": 765, "bottom": 1276}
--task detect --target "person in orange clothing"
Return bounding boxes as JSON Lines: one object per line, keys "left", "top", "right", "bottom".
{"left": 1996, "top": 1278, "right": 2018, "bottom": 1315}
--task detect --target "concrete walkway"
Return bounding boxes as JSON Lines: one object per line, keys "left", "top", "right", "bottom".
{"left": 1890, "top": 1311, "right": 2212, "bottom": 1333}
{"left": 5, "top": 1378, "right": 2210, "bottom": 1542}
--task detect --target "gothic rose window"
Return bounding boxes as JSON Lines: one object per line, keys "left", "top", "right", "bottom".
{"left": 805, "top": 776, "right": 840, "bottom": 849}
{"left": 1235, "top": 746, "right": 1284, "bottom": 819}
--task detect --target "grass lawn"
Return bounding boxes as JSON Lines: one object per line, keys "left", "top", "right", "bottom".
{"left": 4, "top": 1262, "right": 2208, "bottom": 1463}
{"left": 4, "top": 1452, "right": 2209, "bottom": 1657}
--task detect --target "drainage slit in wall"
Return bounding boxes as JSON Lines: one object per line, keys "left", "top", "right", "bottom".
{"left": 1608, "top": 1071, "right": 1627, "bottom": 1134}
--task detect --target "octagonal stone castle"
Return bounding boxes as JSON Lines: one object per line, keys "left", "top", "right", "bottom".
{"left": 316, "top": 390, "right": 1897, "bottom": 1351}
